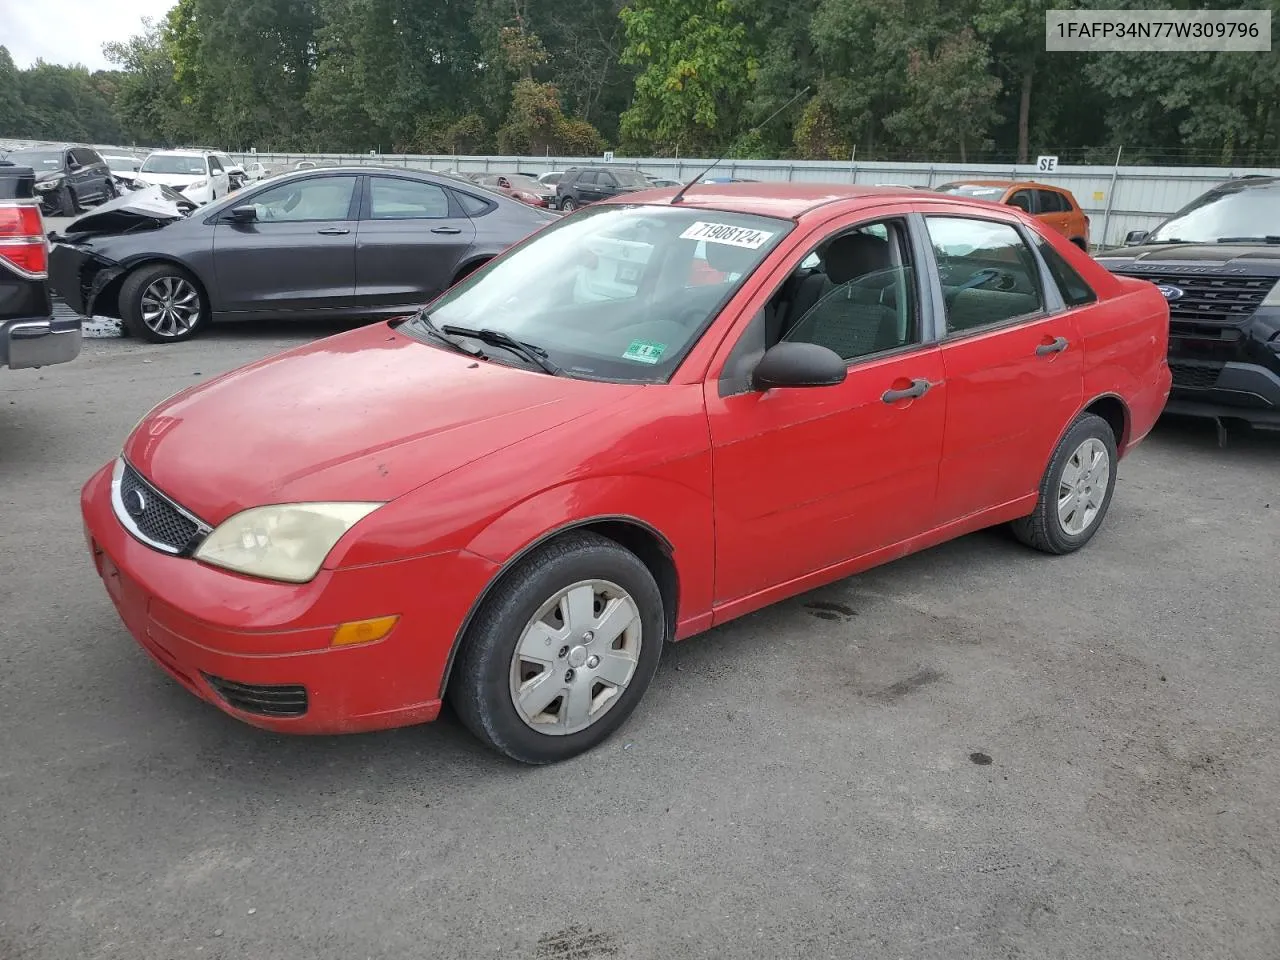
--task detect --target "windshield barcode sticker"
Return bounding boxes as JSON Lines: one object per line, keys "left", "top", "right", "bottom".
{"left": 679, "top": 221, "right": 774, "bottom": 249}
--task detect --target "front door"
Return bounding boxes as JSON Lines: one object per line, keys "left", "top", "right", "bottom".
{"left": 705, "top": 212, "right": 948, "bottom": 605}
{"left": 921, "top": 212, "right": 1084, "bottom": 522}
{"left": 212, "top": 174, "right": 360, "bottom": 315}
{"left": 354, "top": 175, "right": 476, "bottom": 309}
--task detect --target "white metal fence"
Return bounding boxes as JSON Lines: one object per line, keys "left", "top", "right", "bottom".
{"left": 227, "top": 152, "right": 1278, "bottom": 248}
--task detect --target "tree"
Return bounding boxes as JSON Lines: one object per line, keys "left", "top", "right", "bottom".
{"left": 618, "top": 0, "right": 761, "bottom": 154}
{"left": 103, "top": 20, "right": 188, "bottom": 145}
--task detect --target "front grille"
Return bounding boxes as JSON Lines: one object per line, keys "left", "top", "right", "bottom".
{"left": 203, "top": 675, "right": 309, "bottom": 717}
{"left": 1118, "top": 271, "right": 1273, "bottom": 327}
{"left": 1170, "top": 361, "right": 1223, "bottom": 389}
{"left": 115, "top": 461, "right": 206, "bottom": 554}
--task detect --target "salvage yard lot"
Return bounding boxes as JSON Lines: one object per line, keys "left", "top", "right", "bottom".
{"left": 2, "top": 326, "right": 1279, "bottom": 959}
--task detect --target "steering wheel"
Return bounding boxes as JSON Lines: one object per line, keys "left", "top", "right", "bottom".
{"left": 955, "top": 267, "right": 1001, "bottom": 292}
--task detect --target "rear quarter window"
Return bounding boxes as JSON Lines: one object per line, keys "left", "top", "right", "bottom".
{"left": 1036, "top": 236, "right": 1097, "bottom": 306}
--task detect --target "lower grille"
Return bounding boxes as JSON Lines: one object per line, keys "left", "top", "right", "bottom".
{"left": 114, "top": 460, "right": 208, "bottom": 554}
{"left": 203, "top": 675, "right": 309, "bottom": 717}
{"left": 1170, "top": 361, "right": 1222, "bottom": 389}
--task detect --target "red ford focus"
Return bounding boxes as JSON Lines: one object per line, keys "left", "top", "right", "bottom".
{"left": 82, "top": 184, "right": 1171, "bottom": 763}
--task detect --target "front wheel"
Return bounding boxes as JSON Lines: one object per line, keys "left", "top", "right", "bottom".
{"left": 119, "top": 263, "right": 209, "bottom": 343}
{"left": 560, "top": 197, "right": 577, "bottom": 212}
{"left": 451, "top": 532, "right": 664, "bottom": 764}
{"left": 56, "top": 185, "right": 78, "bottom": 217}
{"left": 1011, "top": 413, "right": 1118, "bottom": 554}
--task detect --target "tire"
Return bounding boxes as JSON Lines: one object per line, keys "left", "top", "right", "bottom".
{"left": 101, "top": 179, "right": 116, "bottom": 202}
{"left": 561, "top": 197, "right": 577, "bottom": 212}
{"left": 56, "top": 184, "right": 77, "bottom": 217}
{"left": 119, "top": 263, "right": 209, "bottom": 343}
{"left": 1011, "top": 413, "right": 1118, "bottom": 554}
{"left": 451, "top": 531, "right": 665, "bottom": 764}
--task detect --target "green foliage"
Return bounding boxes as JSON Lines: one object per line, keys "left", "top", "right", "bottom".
{"left": 3, "top": 0, "right": 1277, "bottom": 166}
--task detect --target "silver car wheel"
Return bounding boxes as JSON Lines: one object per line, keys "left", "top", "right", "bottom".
{"left": 1057, "top": 437, "right": 1110, "bottom": 535}
{"left": 509, "top": 578, "right": 642, "bottom": 735}
{"left": 140, "top": 277, "right": 201, "bottom": 338}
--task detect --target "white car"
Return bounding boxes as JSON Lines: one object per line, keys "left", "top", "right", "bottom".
{"left": 135, "top": 149, "right": 231, "bottom": 205}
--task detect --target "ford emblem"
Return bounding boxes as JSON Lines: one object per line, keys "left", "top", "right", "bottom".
{"left": 1155, "top": 283, "right": 1185, "bottom": 301}
{"left": 125, "top": 488, "right": 148, "bottom": 519}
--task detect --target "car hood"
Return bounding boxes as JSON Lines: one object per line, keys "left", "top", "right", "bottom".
{"left": 1097, "top": 243, "right": 1280, "bottom": 277}
{"left": 33, "top": 169, "right": 67, "bottom": 182}
{"left": 123, "top": 322, "right": 642, "bottom": 525}
{"left": 54, "top": 184, "right": 194, "bottom": 237}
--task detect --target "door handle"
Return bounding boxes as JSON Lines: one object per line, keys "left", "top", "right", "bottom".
{"left": 1035, "top": 336, "right": 1069, "bottom": 356}
{"left": 431, "top": 226, "right": 463, "bottom": 235}
{"left": 316, "top": 227, "right": 350, "bottom": 235}
{"left": 881, "top": 378, "right": 934, "bottom": 404}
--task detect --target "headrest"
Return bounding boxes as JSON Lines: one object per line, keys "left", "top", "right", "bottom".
{"left": 703, "top": 239, "right": 758, "bottom": 275}
{"left": 824, "top": 233, "right": 891, "bottom": 285}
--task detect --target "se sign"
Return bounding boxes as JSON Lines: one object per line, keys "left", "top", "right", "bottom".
{"left": 1036, "top": 155, "right": 1059, "bottom": 173}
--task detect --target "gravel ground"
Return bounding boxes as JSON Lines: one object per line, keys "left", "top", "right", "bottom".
{"left": 2, "top": 323, "right": 1278, "bottom": 960}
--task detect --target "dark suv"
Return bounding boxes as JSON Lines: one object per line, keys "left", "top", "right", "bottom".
{"left": 1097, "top": 176, "right": 1280, "bottom": 430}
{"left": 555, "top": 166, "right": 653, "bottom": 212}
{"left": 1, "top": 161, "right": 82, "bottom": 370}
{"left": 1, "top": 144, "right": 115, "bottom": 217}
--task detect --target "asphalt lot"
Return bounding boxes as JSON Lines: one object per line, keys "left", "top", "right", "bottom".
{"left": 2, "top": 321, "right": 1279, "bottom": 960}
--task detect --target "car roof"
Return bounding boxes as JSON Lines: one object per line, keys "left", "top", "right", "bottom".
{"left": 602, "top": 182, "right": 964, "bottom": 219}
{"left": 939, "top": 179, "right": 1073, "bottom": 193}
{"left": 147, "top": 149, "right": 209, "bottom": 156}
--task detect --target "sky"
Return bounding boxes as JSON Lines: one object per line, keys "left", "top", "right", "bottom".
{"left": 2, "top": 0, "right": 176, "bottom": 71}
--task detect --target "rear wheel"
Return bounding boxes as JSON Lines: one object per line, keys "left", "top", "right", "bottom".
{"left": 120, "top": 263, "right": 209, "bottom": 343}
{"left": 451, "top": 532, "right": 664, "bottom": 764}
{"left": 560, "top": 197, "right": 577, "bottom": 212}
{"left": 1011, "top": 413, "right": 1118, "bottom": 554}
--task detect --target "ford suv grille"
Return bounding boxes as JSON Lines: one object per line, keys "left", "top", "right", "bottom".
{"left": 1118, "top": 271, "right": 1273, "bottom": 327}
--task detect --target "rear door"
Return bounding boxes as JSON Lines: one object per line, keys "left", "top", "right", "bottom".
{"left": 352, "top": 174, "right": 476, "bottom": 310}
{"left": 918, "top": 209, "right": 1083, "bottom": 524}
{"left": 212, "top": 173, "right": 360, "bottom": 315}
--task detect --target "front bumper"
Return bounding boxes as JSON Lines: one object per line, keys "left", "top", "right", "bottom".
{"left": 81, "top": 462, "right": 499, "bottom": 734}
{"left": 0, "top": 314, "right": 82, "bottom": 369}
{"left": 1165, "top": 359, "right": 1280, "bottom": 427}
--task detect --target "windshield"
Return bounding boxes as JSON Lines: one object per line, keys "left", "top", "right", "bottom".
{"left": 1148, "top": 180, "right": 1280, "bottom": 243}
{"left": 141, "top": 154, "right": 207, "bottom": 175}
{"left": 610, "top": 169, "right": 651, "bottom": 188}
{"left": 104, "top": 156, "right": 138, "bottom": 172}
{"left": 8, "top": 150, "right": 63, "bottom": 169}
{"left": 501, "top": 175, "right": 543, "bottom": 191}
{"left": 935, "top": 183, "right": 1007, "bottom": 199}
{"left": 411, "top": 204, "right": 790, "bottom": 382}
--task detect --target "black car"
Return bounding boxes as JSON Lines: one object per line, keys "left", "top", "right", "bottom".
{"left": 1097, "top": 176, "right": 1280, "bottom": 430}
{"left": 2, "top": 144, "right": 115, "bottom": 217}
{"left": 1, "top": 161, "right": 82, "bottom": 370}
{"left": 555, "top": 166, "right": 653, "bottom": 212}
{"left": 48, "top": 166, "right": 557, "bottom": 343}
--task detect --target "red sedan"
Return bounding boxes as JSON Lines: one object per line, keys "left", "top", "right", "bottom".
{"left": 81, "top": 184, "right": 1171, "bottom": 763}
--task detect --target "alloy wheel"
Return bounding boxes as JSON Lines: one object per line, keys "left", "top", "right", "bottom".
{"left": 140, "top": 276, "right": 201, "bottom": 338}
{"left": 1057, "top": 437, "right": 1110, "bottom": 535}
{"left": 509, "top": 579, "right": 642, "bottom": 735}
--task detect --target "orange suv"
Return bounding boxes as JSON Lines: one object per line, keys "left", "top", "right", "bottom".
{"left": 935, "top": 180, "right": 1090, "bottom": 250}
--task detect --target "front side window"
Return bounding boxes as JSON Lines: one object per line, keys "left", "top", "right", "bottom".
{"left": 408, "top": 205, "right": 791, "bottom": 382}
{"left": 611, "top": 169, "right": 652, "bottom": 188}
{"left": 926, "top": 217, "right": 1045, "bottom": 334}
{"left": 246, "top": 176, "right": 356, "bottom": 222}
{"left": 208, "top": 156, "right": 223, "bottom": 174}
{"left": 370, "top": 177, "right": 450, "bottom": 219}
{"left": 1007, "top": 190, "right": 1033, "bottom": 213}
{"left": 578, "top": 171, "right": 599, "bottom": 186}
{"left": 780, "top": 221, "right": 919, "bottom": 361}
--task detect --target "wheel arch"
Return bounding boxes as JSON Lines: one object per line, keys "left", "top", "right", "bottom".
{"left": 1082, "top": 393, "right": 1131, "bottom": 454}
{"left": 450, "top": 255, "right": 492, "bottom": 286}
{"left": 438, "top": 515, "right": 678, "bottom": 699}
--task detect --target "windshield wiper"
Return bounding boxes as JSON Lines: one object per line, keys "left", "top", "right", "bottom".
{"left": 1216, "top": 236, "right": 1280, "bottom": 244}
{"left": 408, "top": 310, "right": 484, "bottom": 357}
{"left": 440, "top": 325, "right": 561, "bottom": 375}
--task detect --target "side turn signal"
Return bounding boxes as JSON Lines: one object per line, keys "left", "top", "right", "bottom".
{"left": 330, "top": 615, "right": 400, "bottom": 647}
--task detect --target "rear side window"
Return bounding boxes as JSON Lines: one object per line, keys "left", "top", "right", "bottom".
{"left": 1036, "top": 236, "right": 1097, "bottom": 307}
{"left": 370, "top": 176, "right": 450, "bottom": 219}
{"left": 926, "top": 217, "right": 1045, "bottom": 333}
{"left": 453, "top": 190, "right": 492, "bottom": 217}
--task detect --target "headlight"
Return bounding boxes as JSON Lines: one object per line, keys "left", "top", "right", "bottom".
{"left": 34, "top": 179, "right": 60, "bottom": 192}
{"left": 188, "top": 178, "right": 207, "bottom": 189}
{"left": 194, "top": 502, "right": 383, "bottom": 583}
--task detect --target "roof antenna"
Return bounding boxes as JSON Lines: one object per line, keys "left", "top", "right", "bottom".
{"left": 670, "top": 86, "right": 811, "bottom": 205}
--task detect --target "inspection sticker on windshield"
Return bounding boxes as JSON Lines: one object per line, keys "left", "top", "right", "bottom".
{"left": 679, "top": 221, "right": 774, "bottom": 249}
{"left": 623, "top": 340, "right": 667, "bottom": 365}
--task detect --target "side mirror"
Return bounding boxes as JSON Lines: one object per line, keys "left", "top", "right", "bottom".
{"left": 227, "top": 204, "right": 258, "bottom": 223}
{"left": 1124, "top": 229, "right": 1149, "bottom": 246}
{"left": 751, "top": 342, "right": 847, "bottom": 391}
